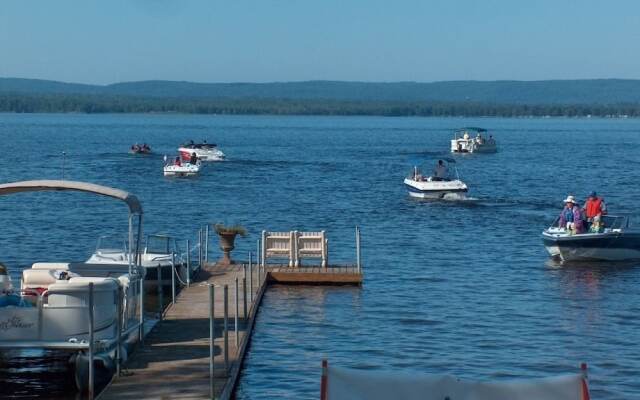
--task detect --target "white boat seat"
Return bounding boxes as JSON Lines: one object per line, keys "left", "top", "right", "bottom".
{"left": 22, "top": 269, "right": 58, "bottom": 290}
{"left": 31, "top": 262, "right": 70, "bottom": 270}
{"left": 48, "top": 277, "right": 119, "bottom": 293}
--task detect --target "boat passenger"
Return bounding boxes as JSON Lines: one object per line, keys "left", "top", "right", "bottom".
{"left": 190, "top": 152, "right": 198, "bottom": 165}
{"left": 174, "top": 156, "right": 182, "bottom": 166}
{"left": 433, "top": 160, "right": 449, "bottom": 181}
{"left": 584, "top": 191, "right": 607, "bottom": 232}
{"left": 558, "top": 195, "right": 585, "bottom": 234}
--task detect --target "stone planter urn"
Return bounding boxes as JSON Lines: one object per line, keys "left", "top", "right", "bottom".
{"left": 214, "top": 224, "right": 247, "bottom": 265}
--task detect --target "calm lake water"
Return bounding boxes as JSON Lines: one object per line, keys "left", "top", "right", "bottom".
{"left": 1, "top": 114, "right": 639, "bottom": 399}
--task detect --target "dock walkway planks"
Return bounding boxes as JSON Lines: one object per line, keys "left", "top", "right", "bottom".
{"left": 98, "top": 263, "right": 361, "bottom": 399}
{"left": 99, "top": 263, "right": 267, "bottom": 400}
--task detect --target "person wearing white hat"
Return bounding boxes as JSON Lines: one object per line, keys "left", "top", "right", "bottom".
{"left": 558, "top": 195, "right": 585, "bottom": 234}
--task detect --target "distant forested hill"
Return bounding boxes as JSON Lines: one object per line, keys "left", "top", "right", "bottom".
{"left": 1, "top": 78, "right": 640, "bottom": 116}
{"left": 3, "top": 78, "right": 640, "bottom": 104}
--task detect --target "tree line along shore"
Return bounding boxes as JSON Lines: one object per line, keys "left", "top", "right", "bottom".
{"left": 0, "top": 93, "right": 638, "bottom": 117}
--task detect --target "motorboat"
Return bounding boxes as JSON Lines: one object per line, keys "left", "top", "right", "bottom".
{"left": 0, "top": 180, "right": 147, "bottom": 393}
{"left": 179, "top": 141, "right": 225, "bottom": 161}
{"left": 86, "top": 234, "right": 185, "bottom": 292}
{"left": 404, "top": 158, "right": 468, "bottom": 199}
{"left": 542, "top": 215, "right": 640, "bottom": 262}
{"left": 129, "top": 143, "right": 152, "bottom": 154}
{"left": 451, "top": 127, "right": 497, "bottom": 153}
{"left": 163, "top": 159, "right": 201, "bottom": 177}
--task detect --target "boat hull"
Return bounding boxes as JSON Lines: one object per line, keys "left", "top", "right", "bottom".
{"left": 542, "top": 231, "right": 640, "bottom": 262}
{"left": 404, "top": 178, "right": 468, "bottom": 199}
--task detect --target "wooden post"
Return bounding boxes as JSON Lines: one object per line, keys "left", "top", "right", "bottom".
{"left": 234, "top": 277, "right": 239, "bottom": 349}
{"left": 186, "top": 239, "right": 191, "bottom": 287}
{"left": 171, "top": 253, "right": 176, "bottom": 305}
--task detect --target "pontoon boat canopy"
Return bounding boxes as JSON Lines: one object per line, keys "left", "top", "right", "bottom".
{"left": 0, "top": 180, "right": 143, "bottom": 215}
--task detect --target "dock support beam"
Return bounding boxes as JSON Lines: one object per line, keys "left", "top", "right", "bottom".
{"left": 356, "top": 226, "right": 362, "bottom": 272}
{"left": 171, "top": 253, "right": 176, "bottom": 305}
{"left": 235, "top": 277, "right": 239, "bottom": 348}
{"left": 205, "top": 224, "right": 209, "bottom": 263}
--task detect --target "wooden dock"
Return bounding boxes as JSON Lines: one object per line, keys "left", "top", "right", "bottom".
{"left": 98, "top": 263, "right": 361, "bottom": 400}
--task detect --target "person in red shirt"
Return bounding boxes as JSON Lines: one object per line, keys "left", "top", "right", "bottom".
{"left": 584, "top": 191, "right": 606, "bottom": 232}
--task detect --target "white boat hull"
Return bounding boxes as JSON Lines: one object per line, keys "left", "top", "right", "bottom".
{"left": 163, "top": 163, "right": 200, "bottom": 177}
{"left": 451, "top": 138, "right": 497, "bottom": 153}
{"left": 542, "top": 228, "right": 640, "bottom": 262}
{"left": 404, "top": 177, "right": 468, "bottom": 199}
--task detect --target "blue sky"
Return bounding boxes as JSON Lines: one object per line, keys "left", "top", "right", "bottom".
{"left": 1, "top": 0, "right": 639, "bottom": 84}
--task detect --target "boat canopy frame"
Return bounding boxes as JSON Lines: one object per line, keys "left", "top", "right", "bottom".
{"left": 0, "top": 180, "right": 144, "bottom": 274}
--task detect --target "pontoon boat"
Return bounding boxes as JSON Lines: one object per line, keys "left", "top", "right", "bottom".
{"left": 451, "top": 127, "right": 497, "bottom": 153}
{"left": 404, "top": 158, "right": 468, "bottom": 199}
{"left": 179, "top": 141, "right": 225, "bottom": 161}
{"left": 542, "top": 215, "right": 640, "bottom": 262}
{"left": 0, "top": 180, "right": 147, "bottom": 394}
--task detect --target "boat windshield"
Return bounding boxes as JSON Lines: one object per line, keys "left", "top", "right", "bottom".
{"left": 95, "top": 235, "right": 128, "bottom": 254}
{"left": 145, "top": 235, "right": 174, "bottom": 254}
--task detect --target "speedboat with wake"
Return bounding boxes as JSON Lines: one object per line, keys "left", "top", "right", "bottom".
{"left": 542, "top": 215, "right": 640, "bottom": 262}
{"left": 179, "top": 141, "right": 225, "bottom": 161}
{"left": 451, "top": 127, "right": 497, "bottom": 153}
{"left": 404, "top": 158, "right": 468, "bottom": 199}
{"left": 0, "top": 180, "right": 147, "bottom": 393}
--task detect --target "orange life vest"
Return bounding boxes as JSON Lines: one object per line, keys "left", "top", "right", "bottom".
{"left": 585, "top": 197, "right": 603, "bottom": 218}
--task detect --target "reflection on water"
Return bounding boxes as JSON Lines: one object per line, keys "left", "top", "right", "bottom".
{"left": 1, "top": 115, "right": 640, "bottom": 399}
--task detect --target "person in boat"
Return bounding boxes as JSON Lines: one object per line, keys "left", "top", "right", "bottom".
{"left": 584, "top": 191, "right": 607, "bottom": 232}
{"left": 174, "top": 156, "right": 182, "bottom": 166}
{"left": 558, "top": 195, "right": 585, "bottom": 234}
{"left": 433, "top": 160, "right": 449, "bottom": 181}
{"left": 189, "top": 152, "right": 198, "bottom": 165}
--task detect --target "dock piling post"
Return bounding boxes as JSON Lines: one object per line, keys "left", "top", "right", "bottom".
{"left": 249, "top": 257, "right": 253, "bottom": 303}
{"left": 208, "top": 284, "right": 215, "bottom": 399}
{"left": 235, "top": 277, "right": 239, "bottom": 349}
{"left": 205, "top": 224, "right": 209, "bottom": 263}
{"left": 257, "top": 239, "right": 261, "bottom": 267}
{"left": 356, "top": 226, "right": 361, "bottom": 272}
{"left": 116, "top": 285, "right": 122, "bottom": 377}
{"left": 198, "top": 228, "right": 203, "bottom": 268}
{"left": 88, "top": 282, "right": 95, "bottom": 400}
{"left": 186, "top": 239, "right": 191, "bottom": 287}
{"left": 242, "top": 276, "right": 247, "bottom": 321}
{"left": 139, "top": 277, "right": 144, "bottom": 345}
{"left": 157, "top": 264, "right": 163, "bottom": 320}
{"left": 171, "top": 253, "right": 176, "bottom": 305}
{"left": 223, "top": 284, "right": 229, "bottom": 374}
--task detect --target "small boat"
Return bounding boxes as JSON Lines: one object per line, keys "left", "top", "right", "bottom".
{"left": 542, "top": 215, "right": 640, "bottom": 262}
{"left": 130, "top": 143, "right": 152, "bottom": 154}
{"left": 404, "top": 158, "right": 468, "bottom": 199}
{"left": 86, "top": 234, "right": 185, "bottom": 292}
{"left": 179, "top": 141, "right": 225, "bottom": 162}
{"left": 451, "top": 127, "right": 497, "bottom": 153}
{"left": 0, "top": 180, "right": 147, "bottom": 392}
{"left": 163, "top": 160, "right": 201, "bottom": 177}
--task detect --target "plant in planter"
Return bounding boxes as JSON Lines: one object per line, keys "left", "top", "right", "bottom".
{"left": 214, "top": 223, "right": 247, "bottom": 265}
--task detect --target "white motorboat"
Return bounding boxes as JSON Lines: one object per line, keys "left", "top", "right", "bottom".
{"left": 404, "top": 158, "right": 468, "bottom": 199}
{"left": 163, "top": 160, "right": 201, "bottom": 177}
{"left": 451, "top": 127, "right": 497, "bottom": 153}
{"left": 86, "top": 234, "right": 185, "bottom": 292}
{"left": 0, "top": 180, "right": 147, "bottom": 393}
{"left": 179, "top": 141, "right": 225, "bottom": 162}
{"left": 542, "top": 215, "right": 640, "bottom": 262}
